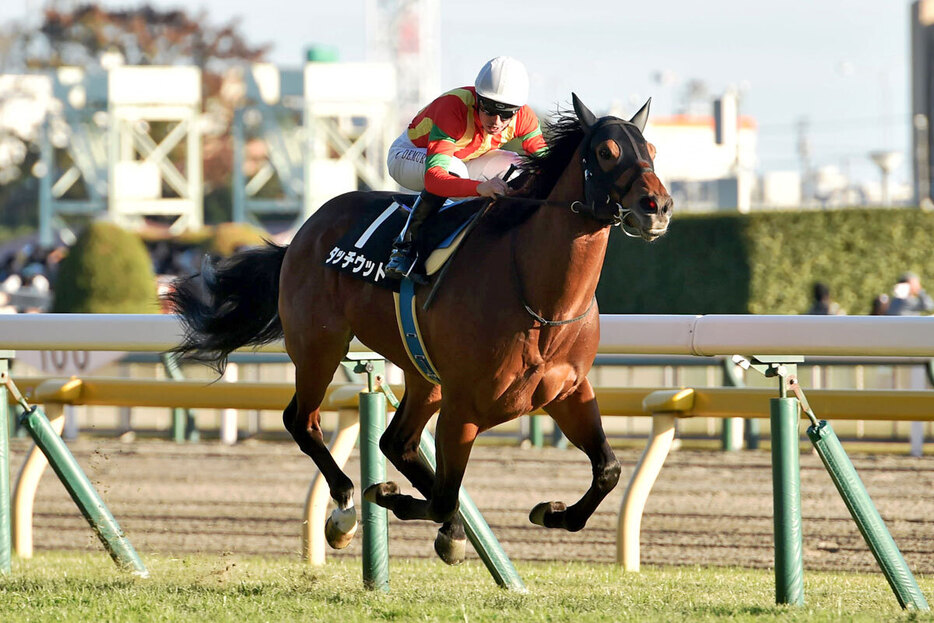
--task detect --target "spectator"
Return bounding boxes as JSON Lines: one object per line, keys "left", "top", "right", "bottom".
{"left": 870, "top": 294, "right": 890, "bottom": 315}
{"left": 805, "top": 281, "right": 845, "bottom": 315}
{"left": 1, "top": 273, "right": 21, "bottom": 293}
{"left": 0, "top": 292, "right": 16, "bottom": 314}
{"left": 886, "top": 272, "right": 934, "bottom": 316}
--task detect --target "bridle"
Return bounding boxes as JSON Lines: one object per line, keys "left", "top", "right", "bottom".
{"left": 576, "top": 117, "right": 655, "bottom": 237}
{"left": 496, "top": 118, "right": 656, "bottom": 238}
{"left": 506, "top": 118, "right": 657, "bottom": 327}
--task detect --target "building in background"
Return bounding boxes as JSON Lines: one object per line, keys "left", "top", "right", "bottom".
{"left": 366, "top": 0, "right": 441, "bottom": 130}
{"left": 631, "top": 104, "right": 758, "bottom": 213}
{"left": 911, "top": 0, "right": 934, "bottom": 209}
{"left": 2, "top": 0, "right": 930, "bottom": 244}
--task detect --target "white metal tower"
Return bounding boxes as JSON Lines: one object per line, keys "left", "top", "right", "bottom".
{"left": 365, "top": 0, "right": 441, "bottom": 128}
{"left": 37, "top": 66, "right": 203, "bottom": 244}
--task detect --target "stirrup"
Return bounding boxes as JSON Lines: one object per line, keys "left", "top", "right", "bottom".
{"left": 386, "top": 248, "right": 416, "bottom": 278}
{"left": 386, "top": 252, "right": 427, "bottom": 284}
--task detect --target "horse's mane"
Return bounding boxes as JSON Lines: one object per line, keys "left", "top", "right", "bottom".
{"left": 481, "top": 108, "right": 584, "bottom": 231}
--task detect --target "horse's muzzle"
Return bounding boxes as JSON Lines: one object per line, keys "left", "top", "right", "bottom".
{"left": 631, "top": 195, "right": 672, "bottom": 241}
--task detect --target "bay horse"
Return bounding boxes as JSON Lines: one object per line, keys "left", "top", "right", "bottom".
{"left": 169, "top": 94, "right": 672, "bottom": 565}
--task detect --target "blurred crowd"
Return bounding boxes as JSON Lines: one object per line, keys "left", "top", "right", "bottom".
{"left": 0, "top": 237, "right": 205, "bottom": 314}
{"left": 0, "top": 242, "right": 63, "bottom": 314}
{"left": 806, "top": 272, "right": 934, "bottom": 317}
{"left": 2, "top": 231, "right": 932, "bottom": 318}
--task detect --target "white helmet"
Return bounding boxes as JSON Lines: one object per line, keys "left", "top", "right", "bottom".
{"left": 474, "top": 56, "right": 529, "bottom": 108}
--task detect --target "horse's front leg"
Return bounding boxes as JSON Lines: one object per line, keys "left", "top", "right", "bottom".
{"left": 374, "top": 379, "right": 468, "bottom": 565}
{"left": 365, "top": 405, "right": 478, "bottom": 527}
{"left": 531, "top": 378, "right": 620, "bottom": 532}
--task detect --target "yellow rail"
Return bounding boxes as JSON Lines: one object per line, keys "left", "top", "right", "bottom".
{"left": 643, "top": 387, "right": 934, "bottom": 421}
{"left": 9, "top": 377, "right": 652, "bottom": 415}
{"left": 10, "top": 376, "right": 934, "bottom": 570}
{"left": 619, "top": 386, "right": 934, "bottom": 572}
{"left": 11, "top": 379, "right": 930, "bottom": 421}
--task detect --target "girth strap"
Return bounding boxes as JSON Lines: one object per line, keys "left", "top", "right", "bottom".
{"left": 393, "top": 278, "right": 442, "bottom": 385}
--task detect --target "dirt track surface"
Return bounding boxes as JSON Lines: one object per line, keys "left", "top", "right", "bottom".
{"left": 13, "top": 438, "right": 934, "bottom": 573}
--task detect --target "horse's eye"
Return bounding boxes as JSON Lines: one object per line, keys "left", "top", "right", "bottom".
{"left": 599, "top": 148, "right": 612, "bottom": 159}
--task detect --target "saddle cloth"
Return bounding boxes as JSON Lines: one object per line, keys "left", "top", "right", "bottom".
{"left": 323, "top": 193, "right": 484, "bottom": 292}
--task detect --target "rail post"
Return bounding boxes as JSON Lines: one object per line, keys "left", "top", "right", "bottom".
{"left": 771, "top": 394, "right": 804, "bottom": 605}
{"left": 417, "top": 430, "right": 527, "bottom": 592}
{"left": 160, "top": 353, "right": 198, "bottom": 442}
{"left": 2, "top": 373, "right": 147, "bottom": 576}
{"left": 787, "top": 376, "right": 929, "bottom": 611}
{"left": 528, "top": 416, "right": 543, "bottom": 448}
{"left": 722, "top": 356, "right": 757, "bottom": 449}
{"left": 735, "top": 355, "right": 805, "bottom": 605}
{"left": 807, "top": 419, "right": 928, "bottom": 610}
{"left": 0, "top": 351, "right": 13, "bottom": 574}
{"left": 356, "top": 359, "right": 389, "bottom": 592}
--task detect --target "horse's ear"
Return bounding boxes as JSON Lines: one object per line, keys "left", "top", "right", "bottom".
{"left": 629, "top": 97, "right": 652, "bottom": 132}
{"left": 572, "top": 92, "right": 598, "bottom": 130}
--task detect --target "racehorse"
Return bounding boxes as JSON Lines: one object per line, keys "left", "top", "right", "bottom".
{"left": 169, "top": 94, "right": 672, "bottom": 565}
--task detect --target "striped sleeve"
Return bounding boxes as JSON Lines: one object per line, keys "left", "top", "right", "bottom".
{"left": 424, "top": 107, "right": 481, "bottom": 196}
{"left": 424, "top": 157, "right": 482, "bottom": 197}
{"left": 515, "top": 107, "right": 547, "bottom": 155}
{"left": 411, "top": 92, "right": 483, "bottom": 196}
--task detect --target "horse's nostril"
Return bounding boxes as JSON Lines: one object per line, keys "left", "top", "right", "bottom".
{"left": 641, "top": 197, "right": 658, "bottom": 214}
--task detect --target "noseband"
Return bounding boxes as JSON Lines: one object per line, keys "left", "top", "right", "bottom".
{"left": 575, "top": 118, "right": 655, "bottom": 236}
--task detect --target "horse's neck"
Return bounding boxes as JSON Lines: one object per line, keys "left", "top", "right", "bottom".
{"left": 515, "top": 155, "right": 609, "bottom": 320}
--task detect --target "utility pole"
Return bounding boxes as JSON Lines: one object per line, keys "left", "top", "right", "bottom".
{"left": 797, "top": 118, "right": 812, "bottom": 205}
{"left": 914, "top": 114, "right": 932, "bottom": 209}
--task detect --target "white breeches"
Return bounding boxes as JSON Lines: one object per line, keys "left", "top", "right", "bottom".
{"left": 386, "top": 132, "right": 521, "bottom": 194}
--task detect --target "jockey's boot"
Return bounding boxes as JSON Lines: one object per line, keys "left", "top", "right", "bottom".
{"left": 385, "top": 191, "right": 445, "bottom": 283}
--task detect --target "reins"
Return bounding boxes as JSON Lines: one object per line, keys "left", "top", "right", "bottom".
{"left": 425, "top": 117, "right": 653, "bottom": 321}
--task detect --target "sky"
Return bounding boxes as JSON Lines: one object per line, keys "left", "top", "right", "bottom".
{"left": 0, "top": 0, "right": 918, "bottom": 186}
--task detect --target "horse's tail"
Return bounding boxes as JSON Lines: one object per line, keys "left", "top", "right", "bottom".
{"left": 168, "top": 242, "right": 288, "bottom": 373}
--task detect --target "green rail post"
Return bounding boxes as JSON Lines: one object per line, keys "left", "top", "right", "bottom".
{"left": 528, "top": 416, "right": 543, "bottom": 448}
{"left": 0, "top": 352, "right": 12, "bottom": 574}
{"left": 735, "top": 355, "right": 805, "bottom": 605}
{"left": 418, "top": 430, "right": 527, "bottom": 592}
{"left": 160, "top": 353, "right": 198, "bottom": 442}
{"left": 771, "top": 395, "right": 804, "bottom": 605}
{"left": 721, "top": 417, "right": 739, "bottom": 452}
{"left": 808, "top": 420, "right": 929, "bottom": 610}
{"left": 18, "top": 403, "right": 148, "bottom": 576}
{"left": 752, "top": 356, "right": 806, "bottom": 604}
{"left": 358, "top": 360, "right": 389, "bottom": 592}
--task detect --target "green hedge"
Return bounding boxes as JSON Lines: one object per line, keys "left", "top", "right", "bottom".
{"left": 596, "top": 208, "right": 934, "bottom": 315}
{"left": 52, "top": 222, "right": 158, "bottom": 313}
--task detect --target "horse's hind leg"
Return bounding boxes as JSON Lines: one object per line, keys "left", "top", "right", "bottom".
{"left": 376, "top": 376, "right": 467, "bottom": 564}
{"left": 531, "top": 378, "right": 621, "bottom": 532}
{"left": 284, "top": 330, "right": 358, "bottom": 549}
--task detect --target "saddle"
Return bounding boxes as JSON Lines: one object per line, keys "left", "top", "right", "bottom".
{"left": 324, "top": 193, "right": 484, "bottom": 292}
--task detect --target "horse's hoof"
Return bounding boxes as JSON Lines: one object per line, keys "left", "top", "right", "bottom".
{"left": 363, "top": 481, "right": 400, "bottom": 505}
{"left": 325, "top": 507, "right": 358, "bottom": 549}
{"left": 529, "top": 501, "right": 567, "bottom": 528}
{"left": 434, "top": 529, "right": 467, "bottom": 566}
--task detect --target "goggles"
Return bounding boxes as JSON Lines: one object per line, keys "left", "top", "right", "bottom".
{"left": 477, "top": 96, "right": 519, "bottom": 120}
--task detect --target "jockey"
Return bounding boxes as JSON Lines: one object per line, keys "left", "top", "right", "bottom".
{"left": 385, "top": 56, "right": 548, "bottom": 282}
